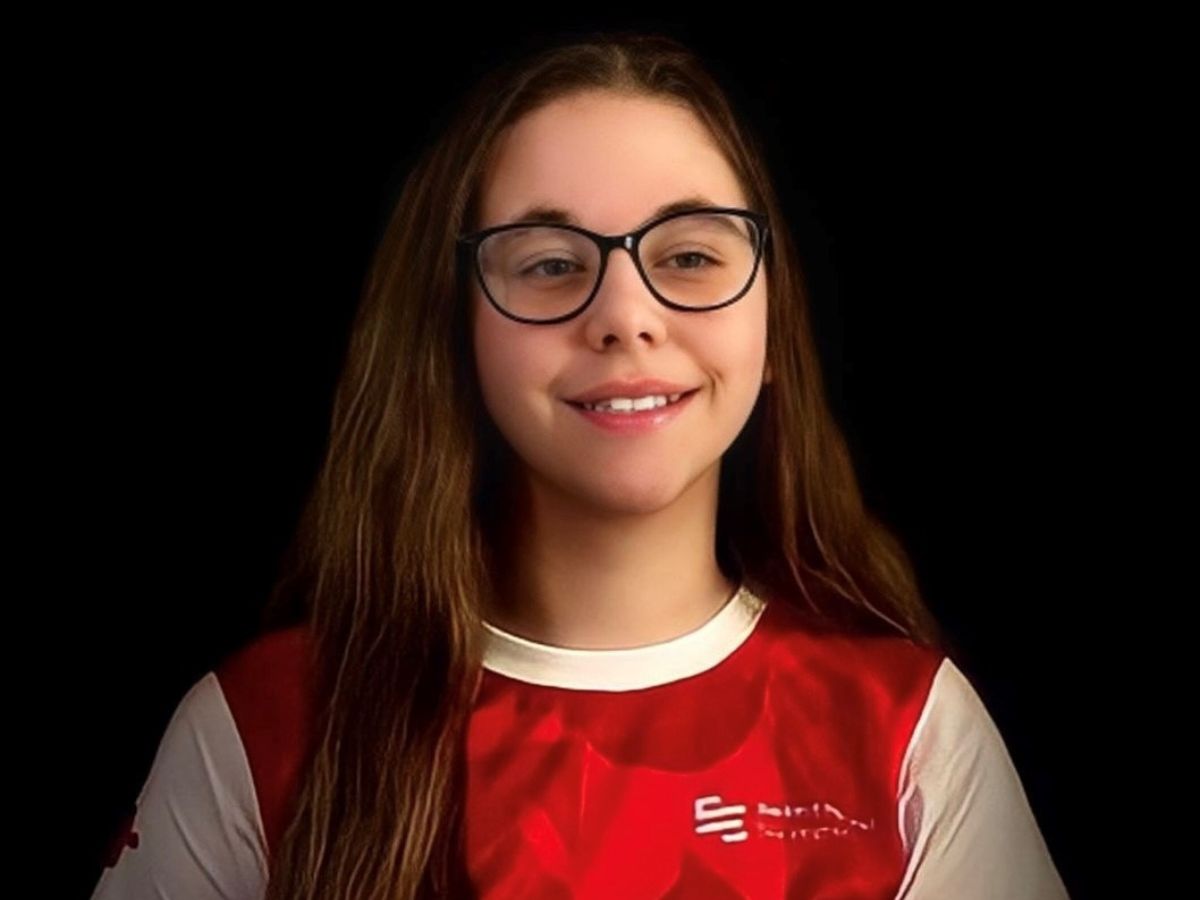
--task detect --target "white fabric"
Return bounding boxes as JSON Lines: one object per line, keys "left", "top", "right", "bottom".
{"left": 896, "top": 660, "right": 1069, "bottom": 898}
{"left": 90, "top": 673, "right": 269, "bottom": 900}
{"left": 481, "top": 582, "right": 764, "bottom": 690}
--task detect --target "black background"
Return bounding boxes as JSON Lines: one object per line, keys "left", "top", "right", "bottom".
{"left": 50, "top": 13, "right": 1139, "bottom": 898}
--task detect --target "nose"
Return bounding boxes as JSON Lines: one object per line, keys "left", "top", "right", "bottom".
{"left": 580, "top": 245, "right": 668, "bottom": 348}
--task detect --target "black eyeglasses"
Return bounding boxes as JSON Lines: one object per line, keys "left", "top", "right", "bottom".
{"left": 456, "top": 206, "right": 771, "bottom": 325}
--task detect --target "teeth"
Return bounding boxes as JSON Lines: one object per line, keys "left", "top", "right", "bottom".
{"left": 582, "top": 392, "right": 685, "bottom": 412}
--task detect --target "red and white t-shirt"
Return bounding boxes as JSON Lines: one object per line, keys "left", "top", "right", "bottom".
{"left": 92, "top": 584, "right": 1070, "bottom": 898}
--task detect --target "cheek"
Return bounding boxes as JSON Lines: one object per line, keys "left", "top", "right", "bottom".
{"left": 741, "top": 288, "right": 770, "bottom": 376}
{"left": 473, "top": 306, "right": 516, "bottom": 414}
{"left": 472, "top": 300, "right": 558, "bottom": 418}
{"left": 707, "top": 288, "right": 769, "bottom": 383}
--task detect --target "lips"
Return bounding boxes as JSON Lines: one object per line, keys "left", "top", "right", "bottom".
{"left": 566, "top": 386, "right": 699, "bottom": 434}
{"left": 565, "top": 378, "right": 698, "bottom": 405}
{"left": 566, "top": 388, "right": 699, "bottom": 410}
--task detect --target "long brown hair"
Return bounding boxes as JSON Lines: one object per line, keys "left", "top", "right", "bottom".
{"left": 260, "top": 30, "right": 953, "bottom": 899}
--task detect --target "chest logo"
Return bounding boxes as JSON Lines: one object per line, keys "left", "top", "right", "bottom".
{"left": 694, "top": 794, "right": 876, "bottom": 844}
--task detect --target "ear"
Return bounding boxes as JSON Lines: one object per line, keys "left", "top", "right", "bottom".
{"left": 763, "top": 359, "right": 774, "bottom": 384}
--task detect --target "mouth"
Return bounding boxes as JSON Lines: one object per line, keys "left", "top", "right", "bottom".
{"left": 564, "top": 387, "right": 701, "bottom": 412}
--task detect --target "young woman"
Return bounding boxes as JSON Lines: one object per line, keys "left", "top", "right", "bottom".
{"left": 93, "top": 32, "right": 1070, "bottom": 899}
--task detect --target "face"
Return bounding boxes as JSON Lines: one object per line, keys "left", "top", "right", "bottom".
{"left": 470, "top": 90, "right": 769, "bottom": 517}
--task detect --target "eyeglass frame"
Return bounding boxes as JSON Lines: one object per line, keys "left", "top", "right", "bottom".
{"left": 455, "top": 205, "right": 772, "bottom": 325}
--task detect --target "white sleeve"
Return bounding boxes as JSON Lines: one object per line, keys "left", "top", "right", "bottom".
{"left": 91, "top": 672, "right": 269, "bottom": 900}
{"left": 895, "top": 658, "right": 1070, "bottom": 900}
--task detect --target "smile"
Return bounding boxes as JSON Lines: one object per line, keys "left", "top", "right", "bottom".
{"left": 564, "top": 388, "right": 699, "bottom": 434}
{"left": 576, "top": 391, "right": 691, "bottom": 413}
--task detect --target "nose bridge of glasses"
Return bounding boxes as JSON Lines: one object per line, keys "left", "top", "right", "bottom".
{"left": 595, "top": 231, "right": 656, "bottom": 300}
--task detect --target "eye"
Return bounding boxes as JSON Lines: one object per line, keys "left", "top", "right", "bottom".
{"left": 519, "top": 257, "right": 585, "bottom": 279}
{"left": 663, "top": 251, "right": 719, "bottom": 270}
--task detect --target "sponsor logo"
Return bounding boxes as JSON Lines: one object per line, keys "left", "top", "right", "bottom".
{"left": 694, "top": 795, "right": 749, "bottom": 842}
{"left": 695, "top": 795, "right": 876, "bottom": 843}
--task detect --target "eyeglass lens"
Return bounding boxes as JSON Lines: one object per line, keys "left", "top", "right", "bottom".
{"left": 476, "top": 212, "right": 760, "bottom": 321}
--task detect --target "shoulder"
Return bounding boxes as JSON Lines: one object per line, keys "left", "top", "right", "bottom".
{"left": 213, "top": 622, "right": 315, "bottom": 799}
{"left": 904, "top": 657, "right": 996, "bottom": 768}
{"left": 752, "top": 593, "right": 949, "bottom": 794}
{"left": 214, "top": 622, "right": 316, "bottom": 763}
{"left": 213, "top": 623, "right": 317, "bottom": 862}
{"left": 758, "top": 591, "right": 947, "bottom": 713}
{"left": 93, "top": 628, "right": 318, "bottom": 897}
{"left": 91, "top": 670, "right": 269, "bottom": 897}
{"left": 895, "top": 657, "right": 1070, "bottom": 898}
{"left": 900, "top": 656, "right": 1030, "bottom": 809}
{"left": 216, "top": 622, "right": 314, "bottom": 699}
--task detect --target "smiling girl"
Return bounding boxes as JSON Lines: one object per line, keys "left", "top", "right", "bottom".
{"left": 93, "top": 32, "right": 1069, "bottom": 900}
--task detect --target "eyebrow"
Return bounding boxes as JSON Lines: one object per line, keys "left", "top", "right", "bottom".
{"left": 500, "top": 194, "right": 728, "bottom": 231}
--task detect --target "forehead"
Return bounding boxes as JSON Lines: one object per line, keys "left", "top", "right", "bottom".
{"left": 476, "top": 91, "right": 748, "bottom": 233}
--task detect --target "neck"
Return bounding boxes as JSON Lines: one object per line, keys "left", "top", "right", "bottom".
{"left": 484, "top": 462, "right": 736, "bottom": 650}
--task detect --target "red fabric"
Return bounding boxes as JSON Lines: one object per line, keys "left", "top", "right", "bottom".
{"left": 216, "top": 595, "right": 943, "bottom": 898}
{"left": 214, "top": 624, "right": 314, "bottom": 864}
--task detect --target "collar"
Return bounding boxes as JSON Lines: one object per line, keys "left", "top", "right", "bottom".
{"left": 481, "top": 583, "right": 767, "bottom": 691}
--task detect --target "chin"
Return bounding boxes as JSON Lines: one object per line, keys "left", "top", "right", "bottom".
{"left": 572, "top": 466, "right": 716, "bottom": 517}
{"left": 592, "top": 486, "right": 687, "bottom": 516}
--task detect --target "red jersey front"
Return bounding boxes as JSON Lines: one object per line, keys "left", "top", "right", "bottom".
{"left": 92, "top": 583, "right": 1070, "bottom": 899}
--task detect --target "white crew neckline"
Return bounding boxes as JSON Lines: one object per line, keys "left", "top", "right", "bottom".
{"left": 480, "top": 583, "right": 768, "bottom": 691}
